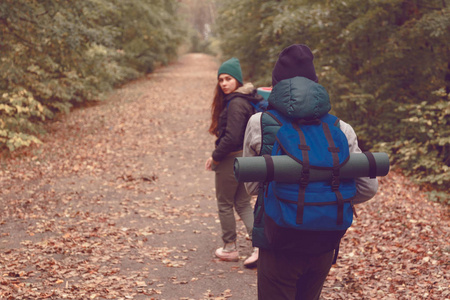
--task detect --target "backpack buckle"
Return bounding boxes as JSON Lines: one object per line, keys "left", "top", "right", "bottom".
{"left": 299, "top": 169, "right": 310, "bottom": 187}
{"left": 331, "top": 168, "right": 340, "bottom": 190}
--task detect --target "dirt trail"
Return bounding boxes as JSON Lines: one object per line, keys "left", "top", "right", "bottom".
{"left": 1, "top": 53, "right": 449, "bottom": 300}
{"left": 0, "top": 54, "right": 258, "bottom": 299}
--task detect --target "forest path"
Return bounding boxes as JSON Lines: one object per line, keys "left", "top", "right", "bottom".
{"left": 0, "top": 53, "right": 448, "bottom": 300}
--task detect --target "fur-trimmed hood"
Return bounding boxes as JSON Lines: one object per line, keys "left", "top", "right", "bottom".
{"left": 235, "top": 83, "right": 255, "bottom": 95}
{"left": 225, "top": 82, "right": 263, "bottom": 104}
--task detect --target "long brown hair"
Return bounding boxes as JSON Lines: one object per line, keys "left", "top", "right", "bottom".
{"left": 208, "top": 83, "right": 225, "bottom": 137}
{"left": 208, "top": 81, "right": 243, "bottom": 137}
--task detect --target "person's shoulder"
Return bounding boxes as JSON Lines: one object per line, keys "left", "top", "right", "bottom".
{"left": 249, "top": 112, "right": 262, "bottom": 122}
{"left": 337, "top": 119, "right": 355, "bottom": 132}
{"left": 246, "top": 112, "right": 262, "bottom": 132}
{"left": 230, "top": 95, "right": 248, "bottom": 103}
{"left": 228, "top": 95, "right": 253, "bottom": 109}
{"left": 336, "top": 119, "right": 358, "bottom": 142}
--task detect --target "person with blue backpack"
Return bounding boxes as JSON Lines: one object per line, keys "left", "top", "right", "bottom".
{"left": 243, "top": 44, "right": 379, "bottom": 299}
{"left": 205, "top": 57, "right": 266, "bottom": 266}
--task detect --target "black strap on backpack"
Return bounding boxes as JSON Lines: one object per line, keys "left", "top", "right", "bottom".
{"left": 263, "top": 154, "right": 275, "bottom": 182}
{"left": 322, "top": 121, "right": 344, "bottom": 225}
{"left": 292, "top": 122, "right": 311, "bottom": 225}
{"left": 363, "top": 151, "right": 377, "bottom": 179}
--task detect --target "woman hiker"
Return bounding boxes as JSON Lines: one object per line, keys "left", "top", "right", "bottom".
{"left": 205, "top": 57, "right": 262, "bottom": 267}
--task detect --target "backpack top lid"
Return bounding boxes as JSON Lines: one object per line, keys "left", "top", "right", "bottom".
{"left": 268, "top": 76, "right": 331, "bottom": 120}
{"left": 256, "top": 87, "right": 272, "bottom": 101}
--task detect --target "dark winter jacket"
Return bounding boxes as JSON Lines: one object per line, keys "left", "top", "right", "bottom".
{"left": 212, "top": 83, "right": 263, "bottom": 162}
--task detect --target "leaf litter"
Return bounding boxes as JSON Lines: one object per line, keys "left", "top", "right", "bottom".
{"left": 1, "top": 53, "right": 448, "bottom": 300}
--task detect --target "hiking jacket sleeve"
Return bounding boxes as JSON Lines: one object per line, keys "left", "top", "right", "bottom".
{"left": 243, "top": 113, "right": 263, "bottom": 195}
{"left": 339, "top": 120, "right": 379, "bottom": 204}
{"left": 212, "top": 97, "right": 254, "bottom": 162}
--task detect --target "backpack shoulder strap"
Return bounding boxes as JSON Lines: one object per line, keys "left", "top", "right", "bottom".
{"left": 264, "top": 109, "right": 288, "bottom": 126}
{"left": 335, "top": 118, "right": 341, "bottom": 129}
{"left": 320, "top": 113, "right": 340, "bottom": 127}
{"left": 320, "top": 114, "right": 346, "bottom": 225}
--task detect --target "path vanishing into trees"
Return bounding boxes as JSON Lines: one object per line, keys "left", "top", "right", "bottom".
{"left": 0, "top": 53, "right": 448, "bottom": 300}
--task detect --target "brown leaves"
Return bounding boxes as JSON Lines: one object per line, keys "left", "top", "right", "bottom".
{"left": 1, "top": 54, "right": 448, "bottom": 299}
{"left": 322, "top": 171, "right": 449, "bottom": 299}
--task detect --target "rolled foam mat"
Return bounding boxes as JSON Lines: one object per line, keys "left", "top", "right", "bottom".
{"left": 234, "top": 152, "right": 389, "bottom": 183}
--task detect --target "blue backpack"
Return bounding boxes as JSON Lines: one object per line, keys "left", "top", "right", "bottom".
{"left": 249, "top": 99, "right": 268, "bottom": 112}
{"left": 263, "top": 109, "right": 357, "bottom": 237}
{"left": 254, "top": 87, "right": 271, "bottom": 111}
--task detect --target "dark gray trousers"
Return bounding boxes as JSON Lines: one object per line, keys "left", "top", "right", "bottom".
{"left": 257, "top": 248, "right": 334, "bottom": 300}
{"left": 214, "top": 152, "right": 253, "bottom": 243}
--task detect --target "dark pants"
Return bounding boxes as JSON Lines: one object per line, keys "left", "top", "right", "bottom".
{"left": 257, "top": 248, "right": 334, "bottom": 300}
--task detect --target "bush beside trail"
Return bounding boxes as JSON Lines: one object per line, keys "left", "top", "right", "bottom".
{"left": 0, "top": 0, "right": 184, "bottom": 152}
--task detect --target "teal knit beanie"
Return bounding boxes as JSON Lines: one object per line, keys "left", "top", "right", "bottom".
{"left": 217, "top": 57, "right": 243, "bottom": 84}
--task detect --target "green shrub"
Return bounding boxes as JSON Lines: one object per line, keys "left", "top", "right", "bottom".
{"left": 0, "top": 0, "right": 185, "bottom": 152}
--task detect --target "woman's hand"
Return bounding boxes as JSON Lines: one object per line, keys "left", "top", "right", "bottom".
{"left": 205, "top": 157, "right": 213, "bottom": 171}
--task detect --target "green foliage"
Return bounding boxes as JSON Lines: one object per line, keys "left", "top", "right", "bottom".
{"left": 389, "top": 96, "right": 450, "bottom": 186}
{"left": 321, "top": 0, "right": 450, "bottom": 197}
{"left": 0, "top": 0, "right": 185, "bottom": 152}
{"left": 214, "top": 0, "right": 450, "bottom": 198}
{"left": 189, "top": 30, "right": 215, "bottom": 54}
{"left": 0, "top": 89, "right": 50, "bottom": 151}
{"left": 426, "top": 190, "right": 450, "bottom": 205}
{"left": 214, "top": 0, "right": 282, "bottom": 83}
{"left": 178, "top": 0, "right": 217, "bottom": 54}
